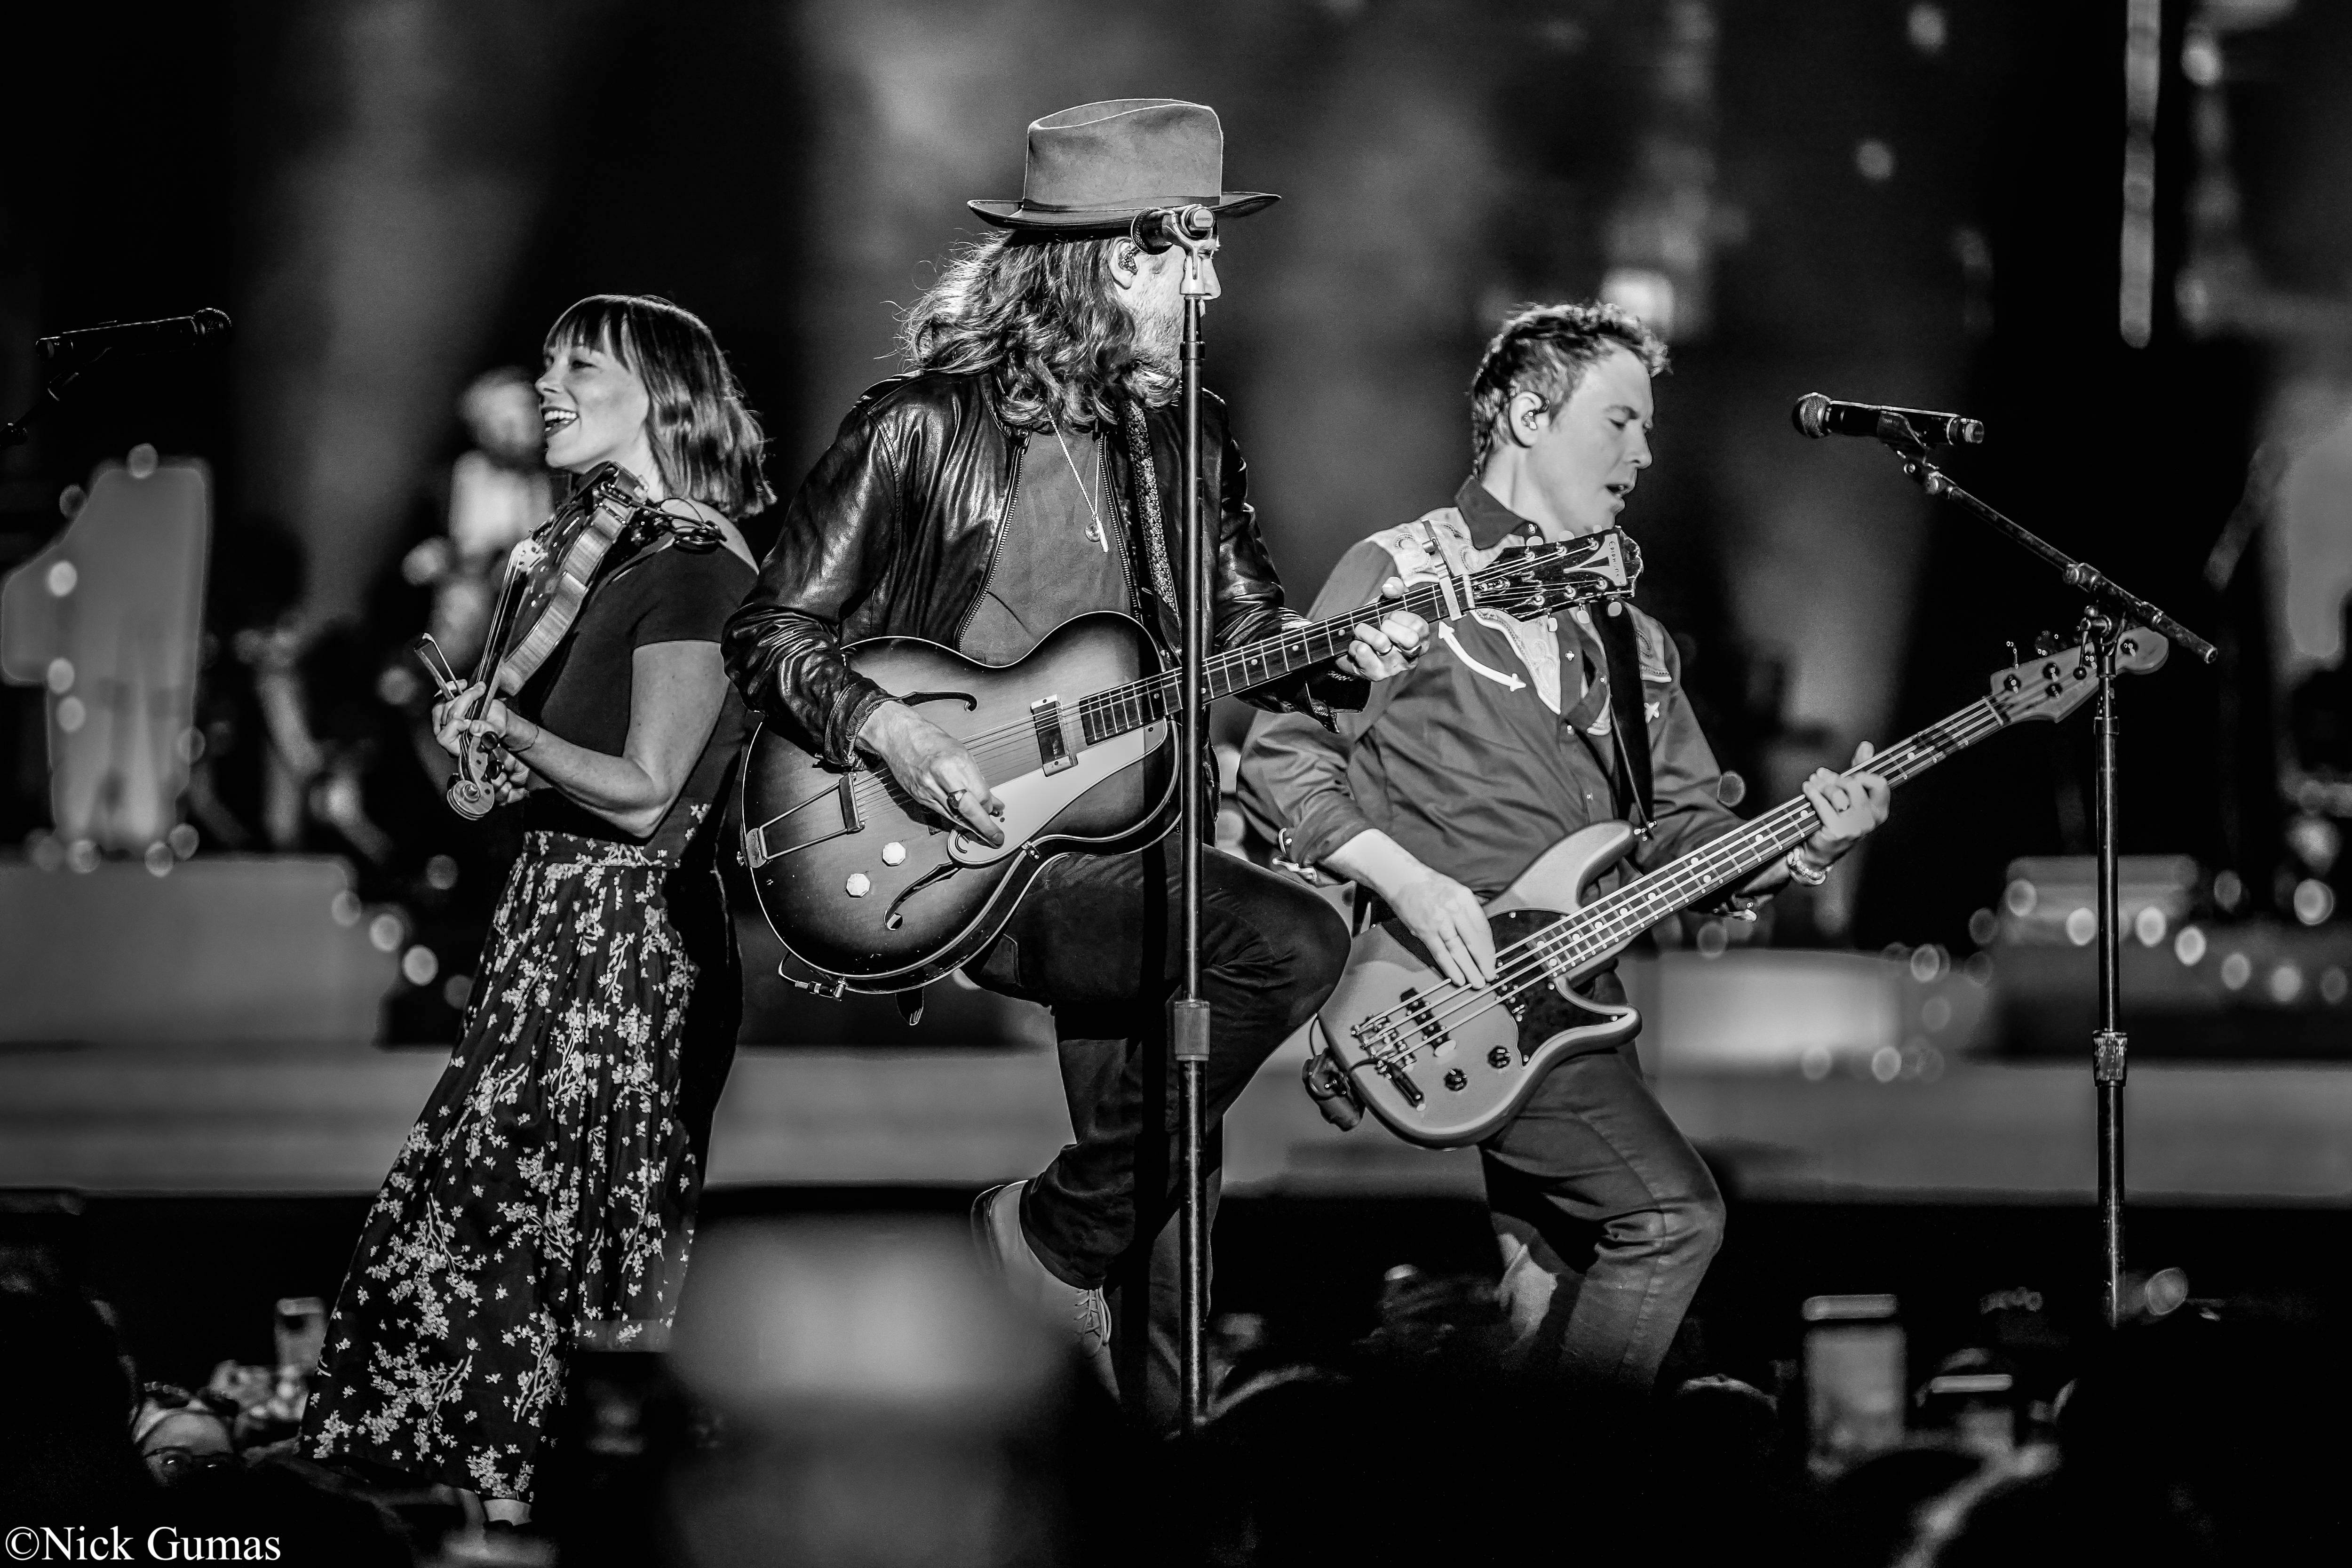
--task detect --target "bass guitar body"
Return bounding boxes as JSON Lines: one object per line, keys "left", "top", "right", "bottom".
{"left": 1315, "top": 822, "right": 1645, "bottom": 1148}
{"left": 739, "top": 612, "right": 1173, "bottom": 992}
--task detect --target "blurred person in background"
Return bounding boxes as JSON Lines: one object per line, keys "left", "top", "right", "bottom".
{"left": 725, "top": 98, "right": 1426, "bottom": 1427}
{"left": 403, "top": 367, "right": 555, "bottom": 674}
{"left": 303, "top": 294, "right": 768, "bottom": 1527}
{"left": 1242, "top": 302, "right": 1891, "bottom": 1391}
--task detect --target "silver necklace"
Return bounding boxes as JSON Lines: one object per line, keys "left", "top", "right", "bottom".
{"left": 1049, "top": 417, "right": 1110, "bottom": 552}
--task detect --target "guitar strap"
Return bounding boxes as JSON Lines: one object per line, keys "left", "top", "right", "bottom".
{"left": 1592, "top": 603, "right": 1656, "bottom": 837}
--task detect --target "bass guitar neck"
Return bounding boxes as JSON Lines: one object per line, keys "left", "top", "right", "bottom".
{"left": 1317, "top": 627, "right": 2172, "bottom": 1147}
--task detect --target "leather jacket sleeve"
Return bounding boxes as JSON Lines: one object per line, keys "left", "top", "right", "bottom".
{"left": 1207, "top": 407, "right": 1369, "bottom": 720}
{"left": 722, "top": 395, "right": 900, "bottom": 766}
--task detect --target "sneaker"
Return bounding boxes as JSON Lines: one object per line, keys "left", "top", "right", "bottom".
{"left": 971, "top": 1179, "right": 1116, "bottom": 1392}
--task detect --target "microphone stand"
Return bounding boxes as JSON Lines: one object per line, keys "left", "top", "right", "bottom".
{"left": 1, "top": 346, "right": 112, "bottom": 450}
{"left": 1873, "top": 421, "right": 2215, "bottom": 1327}
{"left": 1167, "top": 211, "right": 1219, "bottom": 1433}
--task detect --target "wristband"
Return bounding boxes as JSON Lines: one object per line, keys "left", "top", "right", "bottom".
{"left": 1783, "top": 844, "right": 1830, "bottom": 886}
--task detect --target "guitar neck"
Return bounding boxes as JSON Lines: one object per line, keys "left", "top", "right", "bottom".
{"left": 1192, "top": 579, "right": 1459, "bottom": 702}
{"left": 1075, "top": 570, "right": 1589, "bottom": 744}
{"left": 1499, "top": 694, "right": 2010, "bottom": 998}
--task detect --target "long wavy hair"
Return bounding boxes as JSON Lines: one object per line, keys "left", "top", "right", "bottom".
{"left": 897, "top": 232, "right": 1175, "bottom": 433}
{"left": 545, "top": 294, "right": 775, "bottom": 516}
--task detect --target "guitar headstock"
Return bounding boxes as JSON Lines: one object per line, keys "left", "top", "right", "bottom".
{"left": 1475, "top": 529, "right": 1645, "bottom": 620}
{"left": 1989, "top": 628, "right": 2169, "bottom": 724}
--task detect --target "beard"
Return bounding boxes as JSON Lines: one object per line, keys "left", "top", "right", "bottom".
{"left": 1117, "top": 270, "right": 1186, "bottom": 398}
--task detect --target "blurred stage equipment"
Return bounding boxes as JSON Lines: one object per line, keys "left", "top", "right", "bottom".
{"left": 1, "top": 453, "right": 210, "bottom": 856}
{"left": 1813, "top": 396, "right": 2216, "bottom": 1329}
{"left": 1989, "top": 854, "right": 2352, "bottom": 1060}
{"left": 1790, "top": 392, "right": 1985, "bottom": 448}
{"left": 3, "top": 309, "right": 232, "bottom": 450}
{"left": 0, "top": 855, "right": 398, "bottom": 1043}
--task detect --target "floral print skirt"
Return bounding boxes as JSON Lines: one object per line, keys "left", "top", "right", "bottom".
{"left": 302, "top": 828, "right": 739, "bottom": 1501}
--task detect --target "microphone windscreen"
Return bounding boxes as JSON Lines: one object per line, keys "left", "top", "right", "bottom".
{"left": 1791, "top": 393, "right": 1833, "bottom": 438}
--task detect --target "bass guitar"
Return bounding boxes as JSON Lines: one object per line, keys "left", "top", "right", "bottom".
{"left": 1308, "top": 629, "right": 2169, "bottom": 1148}
{"left": 740, "top": 529, "right": 1642, "bottom": 993}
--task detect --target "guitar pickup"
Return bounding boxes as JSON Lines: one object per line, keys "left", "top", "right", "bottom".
{"left": 1398, "top": 986, "right": 1453, "bottom": 1059}
{"left": 1030, "top": 695, "right": 1075, "bottom": 775}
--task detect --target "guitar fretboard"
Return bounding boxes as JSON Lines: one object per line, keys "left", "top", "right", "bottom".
{"left": 1073, "top": 558, "right": 1614, "bottom": 745}
{"left": 1497, "top": 697, "right": 2004, "bottom": 998}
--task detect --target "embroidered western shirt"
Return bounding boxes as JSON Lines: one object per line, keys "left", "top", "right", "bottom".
{"left": 1238, "top": 478, "right": 1745, "bottom": 901}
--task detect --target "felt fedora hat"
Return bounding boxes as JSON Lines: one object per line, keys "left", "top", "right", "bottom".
{"left": 969, "top": 98, "right": 1278, "bottom": 231}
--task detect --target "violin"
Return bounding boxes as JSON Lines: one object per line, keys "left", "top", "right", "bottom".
{"left": 410, "top": 462, "right": 707, "bottom": 820}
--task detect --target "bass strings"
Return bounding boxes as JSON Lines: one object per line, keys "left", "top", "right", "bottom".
{"left": 1357, "top": 701, "right": 2002, "bottom": 1059}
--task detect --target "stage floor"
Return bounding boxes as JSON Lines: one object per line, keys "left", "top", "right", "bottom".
{"left": 6, "top": 1035, "right": 2351, "bottom": 1205}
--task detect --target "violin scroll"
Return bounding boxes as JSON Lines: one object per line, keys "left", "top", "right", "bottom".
{"left": 411, "top": 632, "right": 505, "bottom": 820}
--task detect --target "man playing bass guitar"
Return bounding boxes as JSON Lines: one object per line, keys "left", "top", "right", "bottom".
{"left": 723, "top": 99, "right": 1427, "bottom": 1425}
{"left": 1240, "top": 302, "right": 1891, "bottom": 1391}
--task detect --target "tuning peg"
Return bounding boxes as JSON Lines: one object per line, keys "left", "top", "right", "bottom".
{"left": 2005, "top": 640, "right": 2021, "bottom": 668}
{"left": 2033, "top": 630, "right": 2065, "bottom": 657}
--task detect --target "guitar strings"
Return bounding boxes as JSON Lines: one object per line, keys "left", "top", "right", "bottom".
{"left": 834, "top": 583, "right": 1450, "bottom": 800}
{"left": 1379, "top": 710, "right": 1986, "bottom": 1049}
{"left": 1352, "top": 703, "right": 2002, "bottom": 1065}
{"left": 1362, "top": 707, "right": 1992, "bottom": 1057}
{"left": 827, "top": 558, "right": 1623, "bottom": 819}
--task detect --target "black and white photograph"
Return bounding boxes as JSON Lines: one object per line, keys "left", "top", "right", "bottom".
{"left": 2, "top": 1, "right": 2349, "bottom": 1562}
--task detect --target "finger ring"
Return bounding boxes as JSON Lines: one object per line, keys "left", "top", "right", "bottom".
{"left": 944, "top": 787, "right": 965, "bottom": 807}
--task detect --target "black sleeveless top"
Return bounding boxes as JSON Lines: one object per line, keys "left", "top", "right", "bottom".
{"left": 513, "top": 540, "right": 757, "bottom": 855}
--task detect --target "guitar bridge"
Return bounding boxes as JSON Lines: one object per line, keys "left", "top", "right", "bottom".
{"left": 1375, "top": 1056, "right": 1425, "bottom": 1107}
{"left": 1350, "top": 1017, "right": 1429, "bottom": 1109}
{"left": 745, "top": 776, "right": 859, "bottom": 868}
{"left": 1030, "top": 695, "right": 1074, "bottom": 774}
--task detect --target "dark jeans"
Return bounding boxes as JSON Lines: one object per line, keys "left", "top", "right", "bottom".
{"left": 968, "top": 840, "right": 1349, "bottom": 1424}
{"left": 1481, "top": 1033, "right": 1726, "bottom": 1390}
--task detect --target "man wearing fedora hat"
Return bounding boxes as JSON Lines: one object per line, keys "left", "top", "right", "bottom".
{"left": 725, "top": 98, "right": 1427, "bottom": 1423}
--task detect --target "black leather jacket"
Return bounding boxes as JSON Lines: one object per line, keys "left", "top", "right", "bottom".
{"left": 723, "top": 369, "right": 1365, "bottom": 763}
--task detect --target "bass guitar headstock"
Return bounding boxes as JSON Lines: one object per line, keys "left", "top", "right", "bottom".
{"left": 1473, "top": 529, "right": 1645, "bottom": 621}
{"left": 1989, "top": 627, "right": 2169, "bottom": 724}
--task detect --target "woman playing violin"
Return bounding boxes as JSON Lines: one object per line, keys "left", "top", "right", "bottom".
{"left": 302, "top": 295, "right": 766, "bottom": 1521}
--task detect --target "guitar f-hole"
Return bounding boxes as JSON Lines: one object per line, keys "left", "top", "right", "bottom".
{"left": 883, "top": 860, "right": 961, "bottom": 931}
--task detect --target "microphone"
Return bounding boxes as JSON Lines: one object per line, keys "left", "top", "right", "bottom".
{"left": 36, "top": 308, "right": 232, "bottom": 360}
{"left": 1792, "top": 392, "right": 1984, "bottom": 447}
{"left": 1129, "top": 205, "right": 1216, "bottom": 254}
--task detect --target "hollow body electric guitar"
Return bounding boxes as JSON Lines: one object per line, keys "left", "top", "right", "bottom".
{"left": 1312, "top": 629, "right": 2170, "bottom": 1148}
{"left": 740, "top": 530, "right": 1642, "bottom": 993}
